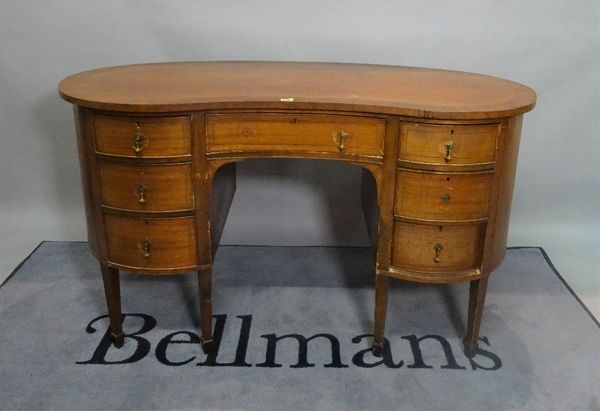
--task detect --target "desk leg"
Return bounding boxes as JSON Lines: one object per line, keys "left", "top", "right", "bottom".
{"left": 372, "top": 274, "right": 389, "bottom": 357}
{"left": 463, "top": 277, "right": 489, "bottom": 357}
{"left": 198, "top": 268, "right": 214, "bottom": 353}
{"left": 100, "top": 264, "right": 123, "bottom": 348}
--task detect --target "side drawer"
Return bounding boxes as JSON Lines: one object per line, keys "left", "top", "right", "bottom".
{"left": 398, "top": 122, "right": 499, "bottom": 166}
{"left": 391, "top": 222, "right": 484, "bottom": 272}
{"left": 394, "top": 169, "right": 494, "bottom": 221}
{"left": 94, "top": 115, "right": 191, "bottom": 157}
{"left": 105, "top": 215, "right": 197, "bottom": 271}
{"left": 206, "top": 113, "right": 384, "bottom": 158}
{"left": 99, "top": 161, "right": 194, "bottom": 212}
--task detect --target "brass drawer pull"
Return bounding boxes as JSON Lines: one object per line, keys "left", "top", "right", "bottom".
{"left": 433, "top": 243, "right": 443, "bottom": 263}
{"left": 444, "top": 141, "right": 455, "bottom": 162}
{"left": 132, "top": 132, "right": 145, "bottom": 153}
{"left": 441, "top": 193, "right": 451, "bottom": 204}
{"left": 141, "top": 239, "right": 151, "bottom": 258}
{"left": 132, "top": 123, "right": 146, "bottom": 153}
{"left": 137, "top": 184, "right": 148, "bottom": 204}
{"left": 337, "top": 130, "right": 347, "bottom": 152}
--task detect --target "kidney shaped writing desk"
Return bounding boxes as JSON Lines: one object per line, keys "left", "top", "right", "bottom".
{"left": 58, "top": 61, "right": 536, "bottom": 357}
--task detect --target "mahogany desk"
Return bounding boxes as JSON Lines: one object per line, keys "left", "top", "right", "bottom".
{"left": 58, "top": 62, "right": 536, "bottom": 357}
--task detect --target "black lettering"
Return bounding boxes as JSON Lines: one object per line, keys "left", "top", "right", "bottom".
{"left": 155, "top": 331, "right": 201, "bottom": 366}
{"left": 402, "top": 334, "right": 466, "bottom": 370}
{"left": 196, "top": 315, "right": 252, "bottom": 367}
{"left": 256, "top": 333, "right": 348, "bottom": 368}
{"left": 77, "top": 313, "right": 156, "bottom": 365}
{"left": 468, "top": 337, "right": 502, "bottom": 371}
{"left": 351, "top": 334, "right": 403, "bottom": 368}
{"left": 76, "top": 313, "right": 499, "bottom": 371}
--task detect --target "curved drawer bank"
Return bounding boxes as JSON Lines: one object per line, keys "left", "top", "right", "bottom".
{"left": 59, "top": 61, "right": 536, "bottom": 356}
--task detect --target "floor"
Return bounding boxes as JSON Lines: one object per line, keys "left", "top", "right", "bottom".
{"left": 1, "top": 243, "right": 598, "bottom": 411}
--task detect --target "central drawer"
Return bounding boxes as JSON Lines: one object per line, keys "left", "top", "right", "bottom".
{"left": 206, "top": 113, "right": 385, "bottom": 158}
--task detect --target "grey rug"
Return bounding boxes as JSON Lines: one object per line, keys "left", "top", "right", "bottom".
{"left": 0, "top": 242, "right": 598, "bottom": 411}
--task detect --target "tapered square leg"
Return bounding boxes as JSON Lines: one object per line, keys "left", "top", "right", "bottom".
{"left": 100, "top": 264, "right": 123, "bottom": 348}
{"left": 463, "top": 277, "right": 489, "bottom": 357}
{"left": 198, "top": 268, "right": 214, "bottom": 353}
{"left": 372, "top": 274, "right": 389, "bottom": 357}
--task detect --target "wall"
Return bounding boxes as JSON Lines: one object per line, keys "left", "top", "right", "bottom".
{"left": 0, "top": 0, "right": 598, "bottom": 315}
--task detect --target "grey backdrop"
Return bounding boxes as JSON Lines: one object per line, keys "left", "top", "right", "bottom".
{"left": 0, "top": 1, "right": 598, "bottom": 315}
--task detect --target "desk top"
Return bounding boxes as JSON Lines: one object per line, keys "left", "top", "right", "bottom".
{"left": 58, "top": 61, "right": 536, "bottom": 119}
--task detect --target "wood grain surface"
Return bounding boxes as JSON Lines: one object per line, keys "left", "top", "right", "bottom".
{"left": 104, "top": 215, "right": 197, "bottom": 272}
{"left": 98, "top": 161, "right": 194, "bottom": 212}
{"left": 206, "top": 112, "right": 384, "bottom": 158}
{"left": 391, "top": 221, "right": 484, "bottom": 273}
{"left": 94, "top": 114, "right": 191, "bottom": 158}
{"left": 59, "top": 62, "right": 536, "bottom": 119}
{"left": 398, "top": 122, "right": 499, "bottom": 167}
{"left": 394, "top": 169, "right": 494, "bottom": 221}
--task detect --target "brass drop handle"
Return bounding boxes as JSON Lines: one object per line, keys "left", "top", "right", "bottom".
{"left": 137, "top": 184, "right": 148, "bottom": 204}
{"left": 444, "top": 141, "right": 455, "bottom": 162}
{"left": 441, "top": 193, "right": 451, "bottom": 204}
{"left": 133, "top": 131, "right": 145, "bottom": 153}
{"left": 132, "top": 123, "right": 145, "bottom": 153}
{"left": 433, "top": 243, "right": 443, "bottom": 263}
{"left": 141, "top": 240, "right": 151, "bottom": 258}
{"left": 337, "top": 130, "right": 348, "bottom": 152}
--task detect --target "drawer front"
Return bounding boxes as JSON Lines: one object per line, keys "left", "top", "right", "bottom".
{"left": 99, "top": 162, "right": 194, "bottom": 212}
{"left": 398, "top": 123, "right": 499, "bottom": 166}
{"left": 391, "top": 222, "right": 484, "bottom": 272}
{"left": 394, "top": 169, "right": 494, "bottom": 221}
{"left": 94, "top": 115, "right": 191, "bottom": 157}
{"left": 105, "top": 215, "right": 197, "bottom": 270}
{"left": 206, "top": 113, "right": 384, "bottom": 158}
